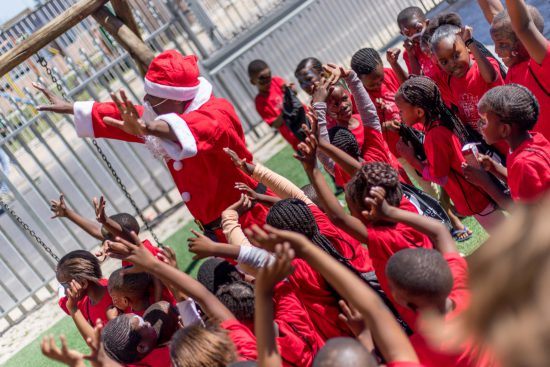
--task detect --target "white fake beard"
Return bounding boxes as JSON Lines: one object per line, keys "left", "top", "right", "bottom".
{"left": 141, "top": 101, "right": 169, "bottom": 160}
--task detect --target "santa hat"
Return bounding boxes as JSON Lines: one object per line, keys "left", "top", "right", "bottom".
{"left": 144, "top": 50, "right": 200, "bottom": 101}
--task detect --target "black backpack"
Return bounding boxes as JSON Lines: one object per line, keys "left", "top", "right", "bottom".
{"left": 281, "top": 85, "right": 309, "bottom": 141}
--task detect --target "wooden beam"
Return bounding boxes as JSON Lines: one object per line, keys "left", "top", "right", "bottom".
{"left": 0, "top": 0, "right": 109, "bottom": 77}
{"left": 92, "top": 6, "right": 154, "bottom": 76}
{"left": 110, "top": 0, "right": 142, "bottom": 41}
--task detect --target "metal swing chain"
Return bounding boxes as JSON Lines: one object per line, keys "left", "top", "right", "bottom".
{"left": 36, "top": 55, "right": 163, "bottom": 247}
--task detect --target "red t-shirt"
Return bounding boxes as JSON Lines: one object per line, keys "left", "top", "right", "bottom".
{"left": 128, "top": 345, "right": 171, "bottom": 367}
{"left": 388, "top": 363, "right": 426, "bottom": 367}
{"left": 506, "top": 42, "right": 550, "bottom": 141}
{"left": 255, "top": 76, "right": 301, "bottom": 150}
{"left": 368, "top": 68, "right": 402, "bottom": 158}
{"left": 59, "top": 278, "right": 112, "bottom": 326}
{"left": 424, "top": 123, "right": 492, "bottom": 216}
{"left": 220, "top": 319, "right": 258, "bottom": 361}
{"left": 507, "top": 132, "right": 550, "bottom": 202}
{"left": 449, "top": 55, "right": 504, "bottom": 128}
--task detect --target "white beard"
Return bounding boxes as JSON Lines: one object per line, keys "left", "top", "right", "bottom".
{"left": 141, "top": 100, "right": 169, "bottom": 160}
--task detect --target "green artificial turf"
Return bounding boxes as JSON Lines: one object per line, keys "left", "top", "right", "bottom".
{"left": 2, "top": 145, "right": 488, "bottom": 367}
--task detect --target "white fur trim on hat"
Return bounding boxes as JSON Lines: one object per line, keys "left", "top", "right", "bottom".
{"left": 144, "top": 77, "right": 200, "bottom": 101}
{"left": 155, "top": 113, "right": 198, "bottom": 161}
{"left": 73, "top": 101, "right": 95, "bottom": 137}
{"left": 184, "top": 77, "right": 213, "bottom": 113}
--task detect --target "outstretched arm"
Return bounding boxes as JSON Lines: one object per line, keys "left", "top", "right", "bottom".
{"left": 248, "top": 227, "right": 419, "bottom": 364}
{"left": 317, "top": 138, "right": 362, "bottom": 177}
{"left": 477, "top": 0, "right": 504, "bottom": 24}
{"left": 462, "top": 26, "right": 498, "bottom": 83}
{"left": 506, "top": 0, "right": 549, "bottom": 64}
{"left": 387, "top": 48, "right": 408, "bottom": 84}
{"left": 50, "top": 194, "right": 103, "bottom": 241}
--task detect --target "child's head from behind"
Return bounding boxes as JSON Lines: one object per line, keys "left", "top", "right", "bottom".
{"left": 247, "top": 59, "right": 271, "bottom": 93}
{"left": 301, "top": 184, "right": 323, "bottom": 211}
{"left": 395, "top": 76, "right": 444, "bottom": 126}
{"left": 294, "top": 57, "right": 323, "bottom": 96}
{"left": 102, "top": 213, "right": 140, "bottom": 242}
{"left": 102, "top": 313, "right": 158, "bottom": 364}
{"left": 329, "top": 126, "right": 361, "bottom": 160}
{"left": 267, "top": 198, "right": 318, "bottom": 238}
{"left": 430, "top": 24, "right": 471, "bottom": 78}
{"left": 56, "top": 250, "right": 102, "bottom": 290}
{"left": 170, "top": 323, "right": 237, "bottom": 367}
{"left": 490, "top": 6, "right": 544, "bottom": 67}
{"left": 143, "top": 301, "right": 180, "bottom": 345}
{"left": 397, "top": 6, "right": 427, "bottom": 45}
{"left": 477, "top": 84, "right": 539, "bottom": 145}
{"left": 326, "top": 85, "right": 353, "bottom": 123}
{"left": 350, "top": 48, "right": 384, "bottom": 91}
{"left": 386, "top": 248, "right": 453, "bottom": 312}
{"left": 215, "top": 280, "right": 255, "bottom": 325}
{"left": 345, "top": 162, "right": 402, "bottom": 223}
{"left": 313, "top": 337, "right": 376, "bottom": 367}
{"left": 108, "top": 268, "right": 152, "bottom": 310}
{"left": 197, "top": 258, "right": 243, "bottom": 295}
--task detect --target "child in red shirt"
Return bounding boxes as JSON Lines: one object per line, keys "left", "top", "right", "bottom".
{"left": 489, "top": 2, "right": 550, "bottom": 141}
{"left": 395, "top": 76, "right": 506, "bottom": 231}
{"left": 472, "top": 84, "right": 550, "bottom": 203}
{"left": 248, "top": 59, "right": 301, "bottom": 151}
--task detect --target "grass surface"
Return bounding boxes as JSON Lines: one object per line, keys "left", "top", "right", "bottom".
{"left": 2, "top": 145, "right": 488, "bottom": 367}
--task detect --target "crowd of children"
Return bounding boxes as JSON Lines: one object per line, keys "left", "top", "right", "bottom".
{"left": 39, "top": 0, "right": 549, "bottom": 366}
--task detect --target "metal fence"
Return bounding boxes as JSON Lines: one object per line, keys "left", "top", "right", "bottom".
{"left": 0, "top": 0, "right": 444, "bottom": 328}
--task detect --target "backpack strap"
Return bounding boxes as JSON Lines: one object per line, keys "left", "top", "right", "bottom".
{"left": 528, "top": 65, "right": 550, "bottom": 97}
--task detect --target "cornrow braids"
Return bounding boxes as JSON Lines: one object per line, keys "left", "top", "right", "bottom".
{"left": 215, "top": 280, "right": 255, "bottom": 323}
{"left": 102, "top": 315, "right": 142, "bottom": 364}
{"left": 350, "top": 48, "right": 382, "bottom": 77}
{"left": 329, "top": 126, "right": 361, "bottom": 159}
{"left": 56, "top": 250, "right": 102, "bottom": 284}
{"left": 397, "top": 76, "right": 470, "bottom": 144}
{"left": 478, "top": 84, "right": 540, "bottom": 131}
{"left": 346, "top": 162, "right": 402, "bottom": 211}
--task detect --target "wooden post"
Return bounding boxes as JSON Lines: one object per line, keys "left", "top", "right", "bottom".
{"left": 111, "top": 0, "right": 142, "bottom": 42}
{"left": 0, "top": 0, "right": 109, "bottom": 77}
{"left": 92, "top": 6, "right": 154, "bottom": 76}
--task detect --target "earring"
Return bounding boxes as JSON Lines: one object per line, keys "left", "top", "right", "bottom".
{"left": 511, "top": 51, "right": 518, "bottom": 57}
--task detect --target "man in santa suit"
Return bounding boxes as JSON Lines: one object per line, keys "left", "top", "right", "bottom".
{"left": 35, "top": 50, "right": 270, "bottom": 241}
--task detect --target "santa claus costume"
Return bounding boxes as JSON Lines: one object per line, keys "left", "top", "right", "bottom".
{"left": 72, "top": 50, "right": 270, "bottom": 240}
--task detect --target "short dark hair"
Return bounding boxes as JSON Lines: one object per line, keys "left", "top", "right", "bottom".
{"left": 109, "top": 213, "right": 140, "bottom": 234}
{"left": 350, "top": 48, "right": 382, "bottom": 77}
{"left": 144, "top": 301, "right": 180, "bottom": 345}
{"left": 329, "top": 126, "right": 361, "bottom": 159}
{"left": 397, "top": 6, "right": 426, "bottom": 27}
{"left": 346, "top": 162, "right": 402, "bottom": 210}
{"left": 294, "top": 57, "right": 323, "bottom": 77}
{"left": 108, "top": 268, "right": 152, "bottom": 297}
{"left": 247, "top": 59, "right": 269, "bottom": 77}
{"left": 102, "top": 315, "right": 142, "bottom": 364}
{"left": 313, "top": 337, "right": 376, "bottom": 367}
{"left": 492, "top": 6, "right": 544, "bottom": 35}
{"left": 301, "top": 184, "right": 321, "bottom": 208}
{"left": 386, "top": 248, "right": 453, "bottom": 299}
{"left": 197, "top": 258, "right": 242, "bottom": 295}
{"left": 478, "top": 84, "right": 540, "bottom": 131}
{"left": 215, "top": 280, "right": 255, "bottom": 323}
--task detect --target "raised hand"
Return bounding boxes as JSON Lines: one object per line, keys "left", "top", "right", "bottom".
{"left": 84, "top": 320, "right": 122, "bottom": 367}
{"left": 460, "top": 25, "right": 474, "bottom": 43}
{"left": 382, "top": 119, "right": 401, "bottom": 132}
{"left": 338, "top": 299, "right": 366, "bottom": 337}
{"left": 157, "top": 246, "right": 178, "bottom": 269}
{"left": 41, "top": 335, "right": 85, "bottom": 367}
{"left": 106, "top": 232, "right": 154, "bottom": 273}
{"left": 294, "top": 133, "right": 318, "bottom": 172}
{"left": 386, "top": 48, "right": 402, "bottom": 65}
{"left": 362, "top": 186, "right": 391, "bottom": 222}
{"left": 322, "top": 63, "right": 351, "bottom": 83}
{"left": 187, "top": 229, "right": 223, "bottom": 260}
{"left": 93, "top": 196, "right": 107, "bottom": 224}
{"left": 65, "top": 279, "right": 86, "bottom": 314}
{"left": 50, "top": 193, "right": 68, "bottom": 219}
{"left": 255, "top": 242, "right": 295, "bottom": 291}
{"left": 33, "top": 82, "right": 74, "bottom": 114}
{"left": 223, "top": 147, "right": 255, "bottom": 175}
{"left": 311, "top": 77, "right": 333, "bottom": 104}
{"left": 103, "top": 90, "right": 146, "bottom": 137}
{"left": 234, "top": 183, "right": 258, "bottom": 200}
{"left": 227, "top": 192, "right": 255, "bottom": 215}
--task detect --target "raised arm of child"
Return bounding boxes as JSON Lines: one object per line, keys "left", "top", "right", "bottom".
{"left": 506, "top": 0, "right": 548, "bottom": 64}
{"left": 461, "top": 26, "right": 499, "bottom": 83}
{"left": 317, "top": 135, "right": 363, "bottom": 176}
{"left": 296, "top": 135, "right": 369, "bottom": 243}
{"left": 50, "top": 193, "right": 103, "bottom": 240}
{"left": 254, "top": 244, "right": 294, "bottom": 367}
{"left": 477, "top": 0, "right": 504, "bottom": 24}
{"left": 107, "top": 233, "right": 234, "bottom": 322}
{"left": 310, "top": 77, "right": 337, "bottom": 176}
{"left": 248, "top": 226, "right": 420, "bottom": 365}
{"left": 387, "top": 48, "right": 409, "bottom": 84}
{"left": 65, "top": 280, "right": 95, "bottom": 342}
{"left": 92, "top": 196, "right": 126, "bottom": 240}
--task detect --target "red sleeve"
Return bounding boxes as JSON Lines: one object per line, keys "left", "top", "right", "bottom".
{"left": 424, "top": 128, "right": 455, "bottom": 178}
{"left": 529, "top": 41, "right": 550, "bottom": 90}
{"left": 58, "top": 297, "right": 70, "bottom": 315}
{"left": 403, "top": 49, "right": 412, "bottom": 73}
{"left": 487, "top": 57, "right": 505, "bottom": 87}
{"left": 362, "top": 127, "right": 393, "bottom": 164}
{"left": 220, "top": 319, "right": 258, "bottom": 361}
{"left": 387, "top": 362, "right": 426, "bottom": 367}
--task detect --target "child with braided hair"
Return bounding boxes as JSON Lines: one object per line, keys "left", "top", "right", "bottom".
{"left": 395, "top": 76, "right": 507, "bottom": 230}
{"left": 469, "top": 84, "right": 550, "bottom": 203}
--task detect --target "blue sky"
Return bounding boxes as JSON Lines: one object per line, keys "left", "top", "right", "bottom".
{"left": 0, "top": 1, "right": 36, "bottom": 24}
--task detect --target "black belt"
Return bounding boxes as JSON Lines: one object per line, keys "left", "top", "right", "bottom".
{"left": 195, "top": 183, "right": 267, "bottom": 232}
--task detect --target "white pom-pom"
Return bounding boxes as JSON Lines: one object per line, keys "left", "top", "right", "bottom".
{"left": 181, "top": 192, "right": 191, "bottom": 202}
{"left": 173, "top": 160, "right": 183, "bottom": 171}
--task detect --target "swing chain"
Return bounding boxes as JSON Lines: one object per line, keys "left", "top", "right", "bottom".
{"left": 36, "top": 54, "right": 163, "bottom": 247}
{"left": 0, "top": 197, "right": 60, "bottom": 262}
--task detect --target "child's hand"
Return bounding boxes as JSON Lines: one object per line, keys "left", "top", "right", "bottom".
{"left": 403, "top": 38, "right": 414, "bottom": 52}
{"left": 94, "top": 243, "right": 109, "bottom": 263}
{"left": 66, "top": 279, "right": 85, "bottom": 315}
{"left": 92, "top": 196, "right": 107, "bottom": 224}
{"left": 103, "top": 90, "right": 147, "bottom": 137}
{"left": 294, "top": 133, "right": 318, "bottom": 172}
{"left": 386, "top": 48, "right": 402, "bottom": 65}
{"left": 245, "top": 224, "right": 309, "bottom": 254}
{"left": 478, "top": 154, "right": 497, "bottom": 173}
{"left": 460, "top": 25, "right": 474, "bottom": 43}
{"left": 235, "top": 183, "right": 258, "bottom": 200}
{"left": 255, "top": 242, "right": 295, "bottom": 292}
{"left": 106, "top": 232, "right": 155, "bottom": 273}
{"left": 84, "top": 320, "right": 123, "bottom": 367}
{"left": 226, "top": 192, "right": 255, "bottom": 215}
{"left": 41, "top": 335, "right": 85, "bottom": 367}
{"left": 157, "top": 246, "right": 178, "bottom": 269}
{"left": 338, "top": 299, "right": 366, "bottom": 337}
{"left": 223, "top": 147, "right": 255, "bottom": 175}
{"left": 382, "top": 120, "right": 401, "bottom": 132}
{"left": 311, "top": 77, "right": 333, "bottom": 104}
{"left": 322, "top": 63, "right": 351, "bottom": 83}
{"left": 187, "top": 230, "right": 222, "bottom": 260}
{"left": 362, "top": 186, "right": 393, "bottom": 222}
{"left": 50, "top": 193, "right": 68, "bottom": 219}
